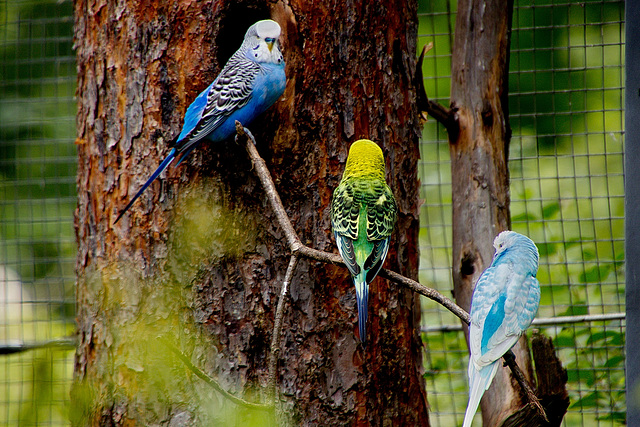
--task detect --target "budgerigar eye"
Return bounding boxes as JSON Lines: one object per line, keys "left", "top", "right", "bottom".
{"left": 253, "top": 45, "right": 260, "bottom": 50}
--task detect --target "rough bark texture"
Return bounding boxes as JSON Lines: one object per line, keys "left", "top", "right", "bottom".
{"left": 74, "top": 0, "right": 427, "bottom": 425}
{"left": 448, "top": 0, "right": 537, "bottom": 425}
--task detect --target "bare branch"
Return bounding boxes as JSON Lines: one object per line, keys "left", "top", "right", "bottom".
{"left": 235, "top": 123, "right": 303, "bottom": 252}
{"left": 296, "top": 245, "right": 342, "bottom": 265}
{"left": 234, "top": 121, "right": 546, "bottom": 421}
{"left": 379, "top": 269, "right": 470, "bottom": 323}
{"left": 503, "top": 351, "right": 549, "bottom": 423}
{"left": 267, "top": 254, "right": 299, "bottom": 403}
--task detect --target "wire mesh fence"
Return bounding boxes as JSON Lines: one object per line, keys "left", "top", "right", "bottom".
{"left": 418, "top": 0, "right": 626, "bottom": 426}
{"left": 0, "top": 0, "right": 627, "bottom": 425}
{"left": 0, "top": 0, "right": 76, "bottom": 425}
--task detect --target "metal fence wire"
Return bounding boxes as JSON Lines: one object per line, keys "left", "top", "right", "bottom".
{"left": 0, "top": 0, "right": 76, "bottom": 425}
{"left": 0, "top": 0, "right": 627, "bottom": 426}
{"left": 418, "top": 0, "right": 626, "bottom": 426}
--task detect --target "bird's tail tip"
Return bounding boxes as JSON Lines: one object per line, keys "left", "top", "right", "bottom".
{"left": 113, "top": 148, "right": 177, "bottom": 225}
{"left": 355, "top": 279, "right": 369, "bottom": 345}
{"left": 461, "top": 409, "right": 476, "bottom": 427}
{"left": 463, "top": 361, "right": 500, "bottom": 427}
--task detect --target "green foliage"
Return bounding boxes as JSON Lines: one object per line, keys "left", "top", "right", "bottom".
{"left": 558, "top": 324, "right": 626, "bottom": 424}
{"left": 68, "top": 228, "right": 273, "bottom": 426}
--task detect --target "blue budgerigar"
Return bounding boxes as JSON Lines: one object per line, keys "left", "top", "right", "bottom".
{"left": 115, "top": 19, "right": 286, "bottom": 223}
{"left": 463, "top": 231, "right": 541, "bottom": 427}
{"left": 331, "top": 139, "right": 398, "bottom": 345}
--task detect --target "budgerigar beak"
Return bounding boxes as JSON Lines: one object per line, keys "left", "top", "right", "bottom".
{"left": 265, "top": 38, "right": 275, "bottom": 52}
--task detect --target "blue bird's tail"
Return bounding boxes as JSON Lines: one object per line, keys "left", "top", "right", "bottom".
{"left": 463, "top": 360, "right": 500, "bottom": 427}
{"left": 114, "top": 148, "right": 177, "bottom": 224}
{"left": 355, "top": 277, "right": 369, "bottom": 345}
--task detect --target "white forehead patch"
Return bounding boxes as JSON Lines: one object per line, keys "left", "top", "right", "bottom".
{"left": 255, "top": 20, "right": 281, "bottom": 39}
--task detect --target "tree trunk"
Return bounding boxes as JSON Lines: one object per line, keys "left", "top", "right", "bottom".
{"left": 73, "top": 0, "right": 427, "bottom": 425}
{"left": 448, "top": 0, "right": 537, "bottom": 425}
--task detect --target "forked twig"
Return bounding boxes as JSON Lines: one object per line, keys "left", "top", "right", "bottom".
{"left": 163, "top": 122, "right": 547, "bottom": 420}
{"left": 235, "top": 121, "right": 547, "bottom": 421}
{"left": 158, "top": 122, "right": 548, "bottom": 421}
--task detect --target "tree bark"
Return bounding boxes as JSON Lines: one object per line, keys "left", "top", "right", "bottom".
{"left": 74, "top": 0, "right": 427, "bottom": 425}
{"left": 448, "top": 0, "right": 537, "bottom": 425}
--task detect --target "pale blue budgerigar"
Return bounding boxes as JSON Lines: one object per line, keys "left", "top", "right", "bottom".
{"left": 463, "top": 230, "right": 541, "bottom": 427}
{"left": 330, "top": 139, "right": 398, "bottom": 345}
{"left": 115, "top": 19, "right": 286, "bottom": 223}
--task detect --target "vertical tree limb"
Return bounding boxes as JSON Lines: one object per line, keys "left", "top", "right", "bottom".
{"left": 446, "top": 0, "right": 542, "bottom": 424}
{"left": 266, "top": 254, "right": 298, "bottom": 402}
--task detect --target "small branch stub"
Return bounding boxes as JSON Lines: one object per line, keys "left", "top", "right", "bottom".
{"left": 416, "top": 42, "right": 459, "bottom": 138}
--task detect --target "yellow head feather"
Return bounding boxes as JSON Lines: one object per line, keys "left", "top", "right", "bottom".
{"left": 342, "top": 139, "right": 386, "bottom": 181}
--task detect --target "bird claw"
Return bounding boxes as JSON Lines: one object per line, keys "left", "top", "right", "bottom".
{"left": 243, "top": 127, "right": 257, "bottom": 145}
{"left": 234, "top": 121, "right": 257, "bottom": 146}
{"left": 502, "top": 350, "right": 516, "bottom": 367}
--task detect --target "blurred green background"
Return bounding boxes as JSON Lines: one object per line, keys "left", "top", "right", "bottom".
{"left": 0, "top": 0, "right": 626, "bottom": 425}
{"left": 0, "top": 0, "right": 76, "bottom": 425}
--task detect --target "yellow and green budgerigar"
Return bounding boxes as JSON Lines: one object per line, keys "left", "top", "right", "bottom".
{"left": 331, "top": 139, "right": 398, "bottom": 344}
